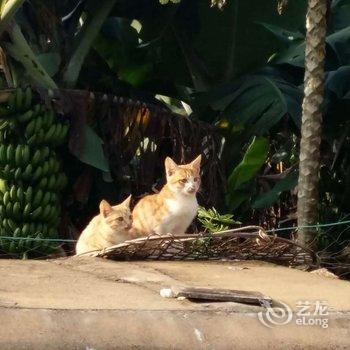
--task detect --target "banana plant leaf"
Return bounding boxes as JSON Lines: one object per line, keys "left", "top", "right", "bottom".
{"left": 193, "top": 73, "right": 302, "bottom": 129}
{"left": 74, "top": 125, "right": 109, "bottom": 173}
{"left": 326, "top": 65, "right": 350, "bottom": 98}
{"left": 226, "top": 136, "right": 269, "bottom": 209}
{"left": 252, "top": 170, "right": 298, "bottom": 209}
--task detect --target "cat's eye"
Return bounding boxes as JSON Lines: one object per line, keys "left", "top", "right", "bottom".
{"left": 117, "top": 217, "right": 124, "bottom": 222}
{"left": 194, "top": 177, "right": 199, "bottom": 182}
{"left": 179, "top": 179, "right": 187, "bottom": 184}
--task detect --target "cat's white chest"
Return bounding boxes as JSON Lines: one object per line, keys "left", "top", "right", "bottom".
{"left": 165, "top": 196, "right": 198, "bottom": 217}
{"left": 161, "top": 195, "right": 198, "bottom": 235}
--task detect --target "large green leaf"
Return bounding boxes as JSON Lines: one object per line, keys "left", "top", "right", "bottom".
{"left": 271, "top": 40, "right": 305, "bottom": 67}
{"left": 332, "top": 0, "right": 350, "bottom": 7}
{"left": 222, "top": 76, "right": 302, "bottom": 131}
{"left": 228, "top": 136, "right": 269, "bottom": 191}
{"left": 94, "top": 17, "right": 154, "bottom": 87}
{"left": 226, "top": 136, "right": 269, "bottom": 210}
{"left": 36, "top": 53, "right": 61, "bottom": 77}
{"left": 252, "top": 170, "right": 298, "bottom": 209}
{"left": 225, "top": 191, "right": 250, "bottom": 211}
{"left": 135, "top": 0, "right": 307, "bottom": 89}
{"left": 326, "top": 65, "right": 350, "bottom": 98}
{"left": 102, "top": 17, "right": 139, "bottom": 46}
{"left": 193, "top": 74, "right": 302, "bottom": 128}
{"left": 75, "top": 125, "right": 109, "bottom": 172}
{"left": 327, "top": 26, "right": 350, "bottom": 65}
{"left": 258, "top": 22, "right": 304, "bottom": 46}
{"left": 63, "top": 0, "right": 117, "bottom": 88}
{"left": 192, "top": 0, "right": 306, "bottom": 82}
{"left": 269, "top": 4, "right": 350, "bottom": 69}
{"left": 330, "top": 2, "right": 350, "bottom": 32}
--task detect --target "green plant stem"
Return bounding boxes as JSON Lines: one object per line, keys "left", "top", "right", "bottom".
{"left": 5, "top": 22, "right": 57, "bottom": 89}
{"left": 223, "top": 0, "right": 239, "bottom": 81}
{"left": 172, "top": 24, "right": 211, "bottom": 90}
{"left": 0, "top": 0, "right": 24, "bottom": 35}
{"left": 63, "top": 0, "right": 117, "bottom": 88}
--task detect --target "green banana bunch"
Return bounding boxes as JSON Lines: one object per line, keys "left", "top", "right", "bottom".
{"left": 25, "top": 119, "right": 69, "bottom": 146}
{"left": 0, "top": 184, "right": 61, "bottom": 223}
{"left": 0, "top": 87, "right": 69, "bottom": 257}
{"left": 0, "top": 87, "right": 33, "bottom": 118}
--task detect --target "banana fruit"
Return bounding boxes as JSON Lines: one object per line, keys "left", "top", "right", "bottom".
{"left": 0, "top": 87, "right": 69, "bottom": 257}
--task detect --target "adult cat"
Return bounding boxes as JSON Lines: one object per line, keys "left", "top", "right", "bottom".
{"left": 131, "top": 155, "right": 201, "bottom": 237}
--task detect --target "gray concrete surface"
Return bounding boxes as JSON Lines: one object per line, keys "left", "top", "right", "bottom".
{"left": 0, "top": 258, "right": 349, "bottom": 349}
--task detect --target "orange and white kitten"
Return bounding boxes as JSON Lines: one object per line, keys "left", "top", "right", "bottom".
{"left": 76, "top": 196, "right": 132, "bottom": 255}
{"left": 131, "top": 155, "right": 201, "bottom": 237}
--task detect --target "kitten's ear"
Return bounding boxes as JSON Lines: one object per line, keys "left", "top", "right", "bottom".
{"left": 165, "top": 157, "right": 178, "bottom": 177}
{"left": 190, "top": 154, "right": 202, "bottom": 173}
{"left": 121, "top": 195, "right": 132, "bottom": 208}
{"left": 100, "top": 200, "right": 112, "bottom": 218}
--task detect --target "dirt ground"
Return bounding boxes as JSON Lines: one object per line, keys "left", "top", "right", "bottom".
{"left": 0, "top": 258, "right": 349, "bottom": 349}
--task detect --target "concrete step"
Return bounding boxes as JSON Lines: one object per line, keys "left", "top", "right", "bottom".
{"left": 0, "top": 258, "right": 349, "bottom": 349}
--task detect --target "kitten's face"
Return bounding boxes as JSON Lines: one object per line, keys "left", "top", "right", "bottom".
{"left": 165, "top": 155, "right": 201, "bottom": 196}
{"left": 99, "top": 196, "right": 132, "bottom": 231}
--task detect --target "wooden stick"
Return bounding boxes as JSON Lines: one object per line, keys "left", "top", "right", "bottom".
{"left": 160, "top": 286, "right": 272, "bottom": 306}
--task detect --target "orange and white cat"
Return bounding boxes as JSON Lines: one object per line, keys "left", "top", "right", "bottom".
{"left": 131, "top": 155, "right": 201, "bottom": 237}
{"left": 76, "top": 196, "right": 132, "bottom": 255}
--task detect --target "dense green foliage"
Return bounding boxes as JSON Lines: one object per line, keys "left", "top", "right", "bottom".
{"left": 1, "top": 0, "right": 350, "bottom": 252}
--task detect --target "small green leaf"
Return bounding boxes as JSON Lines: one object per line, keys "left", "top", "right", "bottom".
{"left": 197, "top": 206, "right": 241, "bottom": 233}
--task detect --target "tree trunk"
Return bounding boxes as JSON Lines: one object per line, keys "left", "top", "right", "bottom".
{"left": 297, "top": 0, "right": 327, "bottom": 248}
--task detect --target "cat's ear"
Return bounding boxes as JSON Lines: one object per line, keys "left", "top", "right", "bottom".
{"left": 165, "top": 157, "right": 178, "bottom": 177}
{"left": 190, "top": 154, "right": 201, "bottom": 173}
{"left": 100, "top": 200, "right": 113, "bottom": 218}
{"left": 121, "top": 195, "right": 132, "bottom": 208}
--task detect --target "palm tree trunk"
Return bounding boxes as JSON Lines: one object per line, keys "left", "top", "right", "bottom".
{"left": 297, "top": 0, "right": 327, "bottom": 248}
